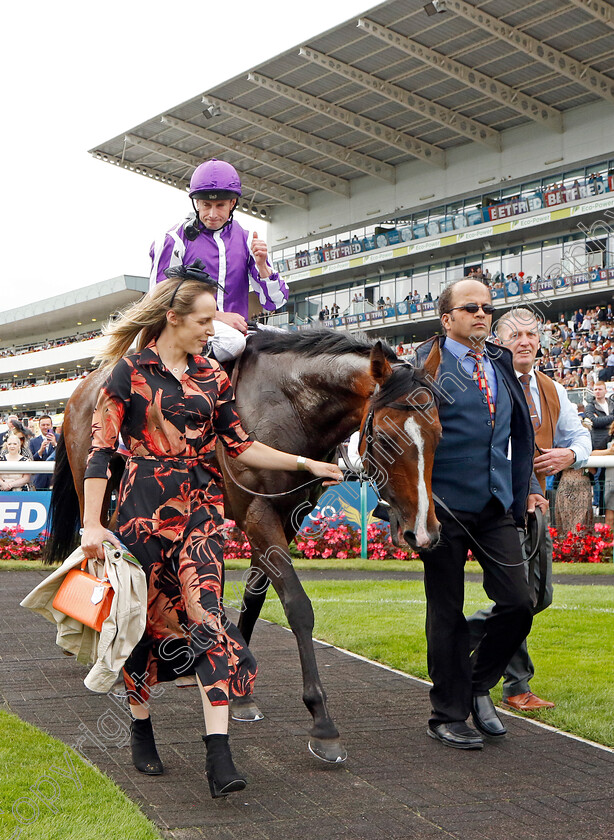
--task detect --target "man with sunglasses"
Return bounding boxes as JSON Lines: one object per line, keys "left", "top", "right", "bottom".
{"left": 467, "top": 307, "right": 591, "bottom": 713}
{"left": 414, "top": 279, "right": 535, "bottom": 750}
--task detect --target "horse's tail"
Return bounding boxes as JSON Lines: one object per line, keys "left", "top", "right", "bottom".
{"left": 44, "top": 433, "right": 81, "bottom": 564}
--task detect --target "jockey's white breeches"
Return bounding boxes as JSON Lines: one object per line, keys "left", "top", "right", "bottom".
{"left": 210, "top": 320, "right": 247, "bottom": 362}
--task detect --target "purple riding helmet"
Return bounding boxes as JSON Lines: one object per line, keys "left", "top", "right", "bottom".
{"left": 189, "top": 159, "right": 242, "bottom": 201}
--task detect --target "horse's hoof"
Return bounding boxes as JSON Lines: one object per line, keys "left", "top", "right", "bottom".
{"left": 229, "top": 698, "right": 264, "bottom": 722}
{"left": 308, "top": 738, "right": 348, "bottom": 764}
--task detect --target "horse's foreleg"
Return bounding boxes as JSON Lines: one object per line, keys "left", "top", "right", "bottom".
{"left": 247, "top": 521, "right": 347, "bottom": 764}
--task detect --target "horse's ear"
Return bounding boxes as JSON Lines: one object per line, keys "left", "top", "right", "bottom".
{"left": 370, "top": 341, "right": 394, "bottom": 385}
{"left": 422, "top": 340, "right": 441, "bottom": 380}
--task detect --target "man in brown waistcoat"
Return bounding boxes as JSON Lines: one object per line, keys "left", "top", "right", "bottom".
{"left": 467, "top": 307, "right": 592, "bottom": 711}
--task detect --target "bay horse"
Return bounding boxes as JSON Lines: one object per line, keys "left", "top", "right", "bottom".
{"left": 46, "top": 329, "right": 441, "bottom": 763}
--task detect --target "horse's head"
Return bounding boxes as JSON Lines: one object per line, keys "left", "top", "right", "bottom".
{"left": 359, "top": 341, "right": 442, "bottom": 551}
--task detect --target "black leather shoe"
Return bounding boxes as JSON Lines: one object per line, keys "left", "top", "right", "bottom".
{"left": 472, "top": 694, "right": 507, "bottom": 737}
{"left": 427, "top": 721, "right": 484, "bottom": 750}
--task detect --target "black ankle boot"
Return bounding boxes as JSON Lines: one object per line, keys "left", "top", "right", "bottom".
{"left": 203, "top": 734, "right": 246, "bottom": 798}
{"left": 130, "top": 717, "right": 164, "bottom": 775}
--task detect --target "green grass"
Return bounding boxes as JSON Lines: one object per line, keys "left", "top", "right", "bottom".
{"left": 257, "top": 578, "right": 614, "bottom": 748}
{"left": 2, "top": 556, "right": 613, "bottom": 574}
{"left": 0, "top": 711, "right": 161, "bottom": 840}
{"left": 224, "top": 557, "right": 614, "bottom": 574}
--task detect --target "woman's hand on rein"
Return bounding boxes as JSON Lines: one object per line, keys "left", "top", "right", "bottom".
{"left": 306, "top": 459, "right": 344, "bottom": 485}
{"left": 80, "top": 524, "right": 121, "bottom": 560}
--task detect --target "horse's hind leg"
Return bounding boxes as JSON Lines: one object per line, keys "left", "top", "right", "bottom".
{"left": 237, "top": 565, "right": 270, "bottom": 646}
{"left": 245, "top": 518, "right": 347, "bottom": 764}
{"left": 229, "top": 565, "right": 270, "bottom": 722}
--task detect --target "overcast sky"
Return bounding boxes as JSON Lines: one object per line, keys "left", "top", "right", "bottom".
{"left": 1, "top": 0, "right": 370, "bottom": 312}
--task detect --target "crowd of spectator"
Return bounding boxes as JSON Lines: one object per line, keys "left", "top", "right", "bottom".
{"left": 0, "top": 370, "right": 91, "bottom": 393}
{"left": 0, "top": 329, "right": 101, "bottom": 359}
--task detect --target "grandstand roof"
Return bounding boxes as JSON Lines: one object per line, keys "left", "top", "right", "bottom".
{"left": 90, "top": 0, "right": 614, "bottom": 221}
{"left": 0, "top": 275, "right": 147, "bottom": 345}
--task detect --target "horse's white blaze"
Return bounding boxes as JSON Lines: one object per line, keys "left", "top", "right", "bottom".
{"left": 404, "top": 417, "right": 430, "bottom": 547}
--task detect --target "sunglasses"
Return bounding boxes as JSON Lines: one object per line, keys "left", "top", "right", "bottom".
{"left": 448, "top": 303, "right": 496, "bottom": 315}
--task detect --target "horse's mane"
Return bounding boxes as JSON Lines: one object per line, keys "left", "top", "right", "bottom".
{"left": 246, "top": 328, "right": 397, "bottom": 361}
{"left": 371, "top": 363, "right": 429, "bottom": 409}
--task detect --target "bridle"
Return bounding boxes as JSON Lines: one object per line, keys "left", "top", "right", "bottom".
{"left": 353, "top": 364, "right": 437, "bottom": 485}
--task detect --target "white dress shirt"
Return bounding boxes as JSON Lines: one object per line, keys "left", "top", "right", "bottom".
{"left": 516, "top": 368, "right": 592, "bottom": 466}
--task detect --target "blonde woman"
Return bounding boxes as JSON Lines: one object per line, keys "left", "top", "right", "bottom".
{"left": 0, "top": 434, "right": 32, "bottom": 491}
{"left": 81, "top": 262, "right": 342, "bottom": 797}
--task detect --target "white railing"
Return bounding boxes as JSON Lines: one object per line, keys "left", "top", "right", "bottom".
{"left": 0, "top": 462, "right": 55, "bottom": 473}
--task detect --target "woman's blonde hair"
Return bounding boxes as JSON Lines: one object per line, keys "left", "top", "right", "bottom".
{"left": 95, "top": 279, "right": 216, "bottom": 368}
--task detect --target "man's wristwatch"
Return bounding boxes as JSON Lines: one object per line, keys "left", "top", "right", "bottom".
{"left": 570, "top": 450, "right": 577, "bottom": 464}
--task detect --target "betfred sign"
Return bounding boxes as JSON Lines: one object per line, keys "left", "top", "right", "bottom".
{"left": 0, "top": 491, "right": 51, "bottom": 539}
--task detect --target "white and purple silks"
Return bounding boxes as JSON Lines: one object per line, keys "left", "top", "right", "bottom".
{"left": 149, "top": 216, "right": 288, "bottom": 318}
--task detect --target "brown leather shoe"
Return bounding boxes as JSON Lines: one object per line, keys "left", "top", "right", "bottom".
{"left": 501, "top": 691, "right": 555, "bottom": 711}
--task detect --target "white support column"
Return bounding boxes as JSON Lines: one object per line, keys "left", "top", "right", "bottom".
{"left": 357, "top": 17, "right": 563, "bottom": 132}
{"left": 298, "top": 46, "right": 501, "bottom": 150}
{"left": 444, "top": 0, "right": 614, "bottom": 104}
{"left": 247, "top": 71, "right": 446, "bottom": 168}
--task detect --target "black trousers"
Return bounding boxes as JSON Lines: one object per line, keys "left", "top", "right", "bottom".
{"left": 420, "top": 498, "right": 533, "bottom": 726}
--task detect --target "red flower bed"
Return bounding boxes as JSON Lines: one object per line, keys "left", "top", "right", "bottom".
{"left": 550, "top": 522, "right": 613, "bottom": 564}
{"left": 0, "top": 526, "right": 46, "bottom": 562}
{"left": 222, "top": 519, "right": 613, "bottom": 563}
{"left": 221, "top": 517, "right": 417, "bottom": 561}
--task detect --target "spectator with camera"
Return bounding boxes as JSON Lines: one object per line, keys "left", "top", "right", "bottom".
{"left": 30, "top": 415, "right": 57, "bottom": 490}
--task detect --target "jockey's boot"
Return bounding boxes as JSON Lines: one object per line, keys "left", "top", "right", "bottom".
{"left": 203, "top": 734, "right": 247, "bottom": 798}
{"left": 130, "top": 716, "right": 164, "bottom": 775}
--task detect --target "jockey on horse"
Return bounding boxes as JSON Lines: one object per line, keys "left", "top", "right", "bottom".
{"left": 149, "top": 158, "right": 288, "bottom": 362}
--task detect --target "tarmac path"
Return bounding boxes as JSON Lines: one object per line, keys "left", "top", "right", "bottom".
{"left": 1, "top": 570, "right": 612, "bottom": 840}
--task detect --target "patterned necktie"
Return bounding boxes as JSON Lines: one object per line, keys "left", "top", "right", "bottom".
{"left": 466, "top": 350, "right": 496, "bottom": 422}
{"left": 519, "top": 373, "right": 541, "bottom": 431}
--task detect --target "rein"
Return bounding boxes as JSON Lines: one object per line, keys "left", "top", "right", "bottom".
{"left": 222, "top": 361, "right": 436, "bottom": 501}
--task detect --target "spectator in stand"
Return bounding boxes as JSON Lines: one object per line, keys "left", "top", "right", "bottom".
{"left": 582, "top": 348, "right": 595, "bottom": 372}
{"left": 30, "top": 415, "right": 58, "bottom": 490}
{"left": 583, "top": 382, "right": 614, "bottom": 449}
{"left": 592, "top": 420, "right": 614, "bottom": 529}
{"left": 384, "top": 296, "right": 392, "bottom": 307}
{"left": 0, "top": 434, "right": 32, "bottom": 491}
{"left": 377, "top": 296, "right": 385, "bottom": 310}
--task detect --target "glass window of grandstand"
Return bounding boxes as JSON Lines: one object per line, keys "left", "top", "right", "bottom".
{"left": 396, "top": 274, "right": 414, "bottom": 302}
{"left": 428, "top": 265, "right": 445, "bottom": 297}
{"left": 412, "top": 269, "right": 429, "bottom": 299}
{"left": 482, "top": 254, "right": 501, "bottom": 284}
{"left": 520, "top": 245, "right": 541, "bottom": 280}
{"left": 541, "top": 240, "right": 561, "bottom": 279}
{"left": 446, "top": 259, "right": 465, "bottom": 283}
{"left": 377, "top": 278, "right": 395, "bottom": 307}
{"left": 501, "top": 246, "right": 521, "bottom": 280}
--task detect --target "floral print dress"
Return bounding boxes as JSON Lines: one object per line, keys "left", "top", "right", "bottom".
{"left": 85, "top": 342, "right": 256, "bottom": 706}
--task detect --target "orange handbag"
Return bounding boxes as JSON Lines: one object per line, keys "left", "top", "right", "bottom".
{"left": 52, "top": 556, "right": 114, "bottom": 632}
